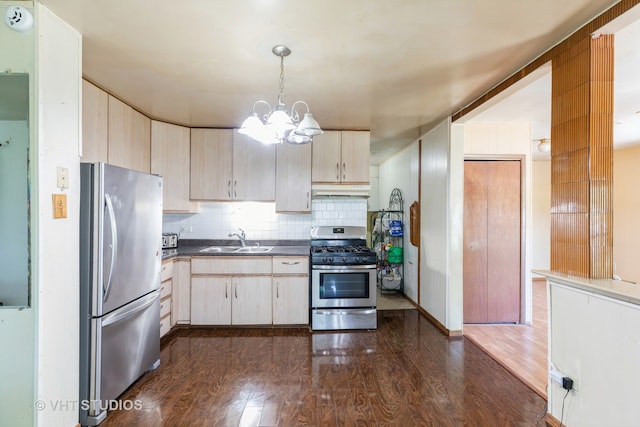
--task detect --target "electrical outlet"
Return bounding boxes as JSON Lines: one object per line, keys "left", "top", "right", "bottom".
{"left": 550, "top": 369, "right": 577, "bottom": 392}
{"left": 57, "top": 167, "right": 69, "bottom": 189}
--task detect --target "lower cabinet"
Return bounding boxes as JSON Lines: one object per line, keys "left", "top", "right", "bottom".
{"left": 160, "top": 260, "right": 173, "bottom": 337}
{"left": 272, "top": 256, "right": 309, "bottom": 325}
{"left": 190, "top": 257, "right": 273, "bottom": 325}
{"left": 189, "top": 255, "right": 309, "bottom": 326}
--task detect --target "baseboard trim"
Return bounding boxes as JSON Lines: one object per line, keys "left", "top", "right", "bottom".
{"left": 545, "top": 412, "right": 562, "bottom": 427}
{"left": 415, "top": 305, "right": 462, "bottom": 337}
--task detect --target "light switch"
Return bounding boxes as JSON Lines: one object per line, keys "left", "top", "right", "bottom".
{"left": 57, "top": 167, "right": 69, "bottom": 189}
{"left": 52, "top": 194, "right": 67, "bottom": 219}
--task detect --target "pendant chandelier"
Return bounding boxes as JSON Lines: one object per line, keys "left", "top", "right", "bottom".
{"left": 239, "top": 45, "right": 323, "bottom": 145}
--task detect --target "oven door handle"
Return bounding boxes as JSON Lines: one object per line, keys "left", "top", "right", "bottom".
{"left": 313, "top": 309, "right": 377, "bottom": 315}
{"left": 312, "top": 264, "right": 377, "bottom": 271}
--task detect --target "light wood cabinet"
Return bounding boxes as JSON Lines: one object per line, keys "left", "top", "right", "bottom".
{"left": 312, "top": 130, "right": 370, "bottom": 184}
{"left": 190, "top": 257, "right": 272, "bottom": 325}
{"left": 160, "top": 260, "right": 173, "bottom": 337}
{"left": 190, "top": 128, "right": 233, "bottom": 200}
{"left": 81, "top": 80, "right": 108, "bottom": 163}
{"left": 191, "top": 276, "right": 231, "bottom": 325}
{"left": 272, "top": 256, "right": 309, "bottom": 325}
{"left": 108, "top": 95, "right": 151, "bottom": 173}
{"left": 173, "top": 258, "right": 191, "bottom": 324}
{"left": 276, "top": 142, "right": 311, "bottom": 212}
{"left": 189, "top": 129, "right": 276, "bottom": 201}
{"left": 151, "top": 120, "right": 198, "bottom": 212}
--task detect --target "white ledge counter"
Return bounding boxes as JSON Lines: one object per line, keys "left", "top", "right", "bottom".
{"left": 533, "top": 269, "right": 640, "bottom": 305}
{"left": 533, "top": 269, "right": 640, "bottom": 427}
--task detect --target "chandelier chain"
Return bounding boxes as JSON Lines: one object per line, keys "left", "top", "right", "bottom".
{"left": 278, "top": 53, "right": 286, "bottom": 107}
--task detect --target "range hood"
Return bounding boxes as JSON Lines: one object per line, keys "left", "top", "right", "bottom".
{"left": 311, "top": 184, "right": 371, "bottom": 198}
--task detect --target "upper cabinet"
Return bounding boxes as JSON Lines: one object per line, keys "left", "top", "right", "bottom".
{"left": 276, "top": 142, "right": 311, "bottom": 212}
{"left": 312, "top": 130, "right": 370, "bottom": 184}
{"left": 190, "top": 128, "right": 233, "bottom": 200}
{"left": 108, "top": 95, "right": 151, "bottom": 173}
{"left": 151, "top": 120, "right": 197, "bottom": 212}
{"left": 190, "top": 129, "right": 275, "bottom": 201}
{"left": 81, "top": 80, "right": 108, "bottom": 163}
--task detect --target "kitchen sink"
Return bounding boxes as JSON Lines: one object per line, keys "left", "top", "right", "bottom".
{"left": 199, "top": 246, "right": 274, "bottom": 254}
{"left": 233, "top": 246, "right": 274, "bottom": 253}
{"left": 199, "top": 246, "right": 239, "bottom": 253}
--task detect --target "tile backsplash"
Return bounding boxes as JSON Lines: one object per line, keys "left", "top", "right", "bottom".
{"left": 163, "top": 198, "right": 367, "bottom": 240}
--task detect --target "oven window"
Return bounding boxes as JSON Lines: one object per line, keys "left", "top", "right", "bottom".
{"left": 319, "top": 272, "right": 370, "bottom": 299}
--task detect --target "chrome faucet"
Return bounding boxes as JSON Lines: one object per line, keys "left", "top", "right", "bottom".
{"left": 228, "top": 228, "right": 246, "bottom": 246}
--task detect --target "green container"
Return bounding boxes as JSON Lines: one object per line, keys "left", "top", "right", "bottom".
{"left": 387, "top": 246, "right": 403, "bottom": 263}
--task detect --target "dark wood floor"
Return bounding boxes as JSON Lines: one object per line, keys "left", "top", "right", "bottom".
{"left": 102, "top": 310, "right": 546, "bottom": 426}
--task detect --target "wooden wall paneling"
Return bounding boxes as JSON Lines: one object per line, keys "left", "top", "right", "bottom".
{"left": 550, "top": 34, "right": 613, "bottom": 279}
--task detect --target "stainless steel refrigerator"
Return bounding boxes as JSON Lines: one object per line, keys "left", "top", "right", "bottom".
{"left": 79, "top": 163, "right": 163, "bottom": 426}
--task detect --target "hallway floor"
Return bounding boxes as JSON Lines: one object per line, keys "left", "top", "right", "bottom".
{"left": 463, "top": 279, "right": 548, "bottom": 398}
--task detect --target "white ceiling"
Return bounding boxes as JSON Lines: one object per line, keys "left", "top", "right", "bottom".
{"left": 32, "top": 0, "right": 631, "bottom": 164}
{"left": 462, "top": 5, "right": 640, "bottom": 160}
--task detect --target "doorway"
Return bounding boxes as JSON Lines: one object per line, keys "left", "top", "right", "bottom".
{"left": 463, "top": 160, "right": 521, "bottom": 324}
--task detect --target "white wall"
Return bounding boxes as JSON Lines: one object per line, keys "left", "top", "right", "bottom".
{"left": 461, "top": 122, "right": 534, "bottom": 324}
{"left": 613, "top": 145, "right": 640, "bottom": 284}
{"left": 0, "top": 120, "right": 29, "bottom": 306}
{"left": 35, "top": 4, "right": 82, "bottom": 426}
{"left": 378, "top": 142, "right": 419, "bottom": 302}
{"left": 532, "top": 160, "right": 551, "bottom": 270}
{"left": 163, "top": 198, "right": 368, "bottom": 240}
{"left": 549, "top": 281, "right": 640, "bottom": 426}
{"left": 420, "top": 119, "right": 464, "bottom": 330}
{"left": 0, "top": 3, "right": 36, "bottom": 425}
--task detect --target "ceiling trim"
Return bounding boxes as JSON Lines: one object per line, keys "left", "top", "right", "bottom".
{"left": 452, "top": 0, "right": 640, "bottom": 122}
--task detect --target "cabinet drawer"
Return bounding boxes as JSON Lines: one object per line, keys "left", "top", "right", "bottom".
{"left": 160, "top": 297, "right": 171, "bottom": 318}
{"left": 272, "top": 256, "right": 309, "bottom": 274}
{"left": 160, "top": 279, "right": 172, "bottom": 299}
{"left": 161, "top": 260, "right": 173, "bottom": 282}
{"left": 160, "top": 314, "right": 171, "bottom": 337}
{"left": 191, "top": 256, "right": 272, "bottom": 275}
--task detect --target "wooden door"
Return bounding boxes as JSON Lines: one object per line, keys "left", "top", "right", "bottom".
{"left": 464, "top": 160, "right": 521, "bottom": 323}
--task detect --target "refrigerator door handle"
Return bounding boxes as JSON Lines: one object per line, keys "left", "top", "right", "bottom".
{"left": 102, "top": 291, "right": 159, "bottom": 327}
{"left": 103, "top": 193, "right": 118, "bottom": 301}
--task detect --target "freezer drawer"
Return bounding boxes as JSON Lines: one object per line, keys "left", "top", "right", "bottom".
{"left": 81, "top": 291, "right": 160, "bottom": 426}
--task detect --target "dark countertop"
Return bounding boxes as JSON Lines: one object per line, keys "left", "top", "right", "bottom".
{"left": 162, "top": 239, "right": 310, "bottom": 261}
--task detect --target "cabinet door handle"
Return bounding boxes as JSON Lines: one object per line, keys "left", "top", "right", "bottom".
{"left": 336, "top": 163, "right": 340, "bottom": 180}
{"left": 225, "top": 282, "right": 228, "bottom": 299}
{"left": 306, "top": 191, "right": 310, "bottom": 210}
{"left": 282, "top": 261, "right": 300, "bottom": 265}
{"left": 233, "top": 180, "right": 237, "bottom": 198}
{"left": 343, "top": 162, "right": 346, "bottom": 180}
{"left": 234, "top": 283, "right": 238, "bottom": 299}
{"left": 227, "top": 180, "right": 231, "bottom": 198}
{"left": 276, "top": 283, "right": 279, "bottom": 298}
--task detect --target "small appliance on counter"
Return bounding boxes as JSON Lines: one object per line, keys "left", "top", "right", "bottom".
{"left": 162, "top": 232, "right": 178, "bottom": 249}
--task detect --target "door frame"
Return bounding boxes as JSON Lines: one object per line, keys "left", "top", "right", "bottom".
{"left": 463, "top": 154, "right": 527, "bottom": 324}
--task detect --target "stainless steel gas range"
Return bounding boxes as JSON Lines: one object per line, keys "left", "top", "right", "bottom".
{"left": 310, "top": 226, "right": 377, "bottom": 330}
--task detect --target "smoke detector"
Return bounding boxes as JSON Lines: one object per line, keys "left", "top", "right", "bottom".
{"left": 5, "top": 6, "right": 34, "bottom": 32}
